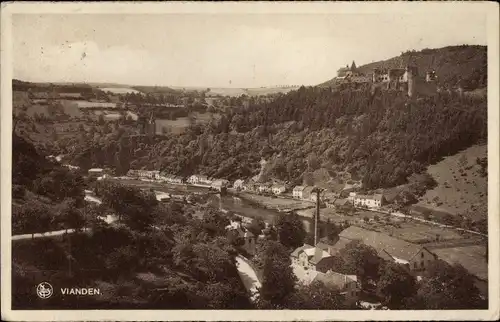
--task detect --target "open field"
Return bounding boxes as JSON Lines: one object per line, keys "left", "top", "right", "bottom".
{"left": 415, "top": 144, "right": 487, "bottom": 220}
{"left": 155, "top": 112, "right": 218, "bottom": 134}
{"left": 203, "top": 86, "right": 300, "bottom": 97}
{"left": 298, "top": 207, "right": 481, "bottom": 245}
{"left": 431, "top": 245, "right": 487, "bottom": 281}
{"left": 100, "top": 87, "right": 142, "bottom": 94}
{"left": 238, "top": 192, "right": 314, "bottom": 211}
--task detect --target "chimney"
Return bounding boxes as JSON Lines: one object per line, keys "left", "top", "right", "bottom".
{"left": 314, "top": 188, "right": 321, "bottom": 245}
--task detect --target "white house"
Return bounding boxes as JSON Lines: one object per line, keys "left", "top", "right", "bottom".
{"left": 233, "top": 179, "right": 245, "bottom": 190}
{"left": 127, "top": 169, "right": 160, "bottom": 180}
{"left": 88, "top": 168, "right": 104, "bottom": 178}
{"left": 315, "top": 271, "right": 360, "bottom": 305}
{"left": 293, "top": 186, "right": 305, "bottom": 199}
{"left": 353, "top": 194, "right": 384, "bottom": 209}
{"left": 198, "top": 175, "right": 212, "bottom": 185}
{"left": 211, "top": 179, "right": 230, "bottom": 191}
{"left": 258, "top": 184, "right": 271, "bottom": 193}
{"left": 187, "top": 174, "right": 211, "bottom": 185}
{"left": 187, "top": 175, "right": 200, "bottom": 184}
{"left": 272, "top": 184, "right": 286, "bottom": 195}
{"left": 161, "top": 174, "right": 183, "bottom": 184}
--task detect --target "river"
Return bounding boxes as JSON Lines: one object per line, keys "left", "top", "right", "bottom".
{"left": 208, "top": 194, "right": 314, "bottom": 233}
{"left": 112, "top": 179, "right": 316, "bottom": 233}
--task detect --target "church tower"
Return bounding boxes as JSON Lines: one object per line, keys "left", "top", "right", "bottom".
{"left": 351, "top": 61, "right": 357, "bottom": 71}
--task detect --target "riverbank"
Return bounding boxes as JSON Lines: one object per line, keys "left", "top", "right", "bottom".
{"left": 230, "top": 190, "right": 314, "bottom": 213}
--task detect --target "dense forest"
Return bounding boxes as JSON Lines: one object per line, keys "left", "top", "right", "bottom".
{"left": 11, "top": 96, "right": 488, "bottom": 310}
{"left": 67, "top": 85, "right": 486, "bottom": 191}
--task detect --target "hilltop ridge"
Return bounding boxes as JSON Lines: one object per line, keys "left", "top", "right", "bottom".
{"left": 319, "top": 45, "right": 487, "bottom": 90}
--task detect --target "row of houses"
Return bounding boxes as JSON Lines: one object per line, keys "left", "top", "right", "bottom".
{"left": 233, "top": 179, "right": 287, "bottom": 195}
{"left": 290, "top": 225, "right": 439, "bottom": 304}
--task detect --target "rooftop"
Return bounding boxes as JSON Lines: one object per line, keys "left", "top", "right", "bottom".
{"left": 291, "top": 244, "right": 314, "bottom": 258}
{"left": 338, "top": 226, "right": 425, "bottom": 262}
{"left": 432, "top": 245, "right": 488, "bottom": 281}
{"left": 314, "top": 271, "right": 358, "bottom": 290}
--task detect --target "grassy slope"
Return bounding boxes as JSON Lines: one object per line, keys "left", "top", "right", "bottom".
{"left": 414, "top": 144, "right": 487, "bottom": 220}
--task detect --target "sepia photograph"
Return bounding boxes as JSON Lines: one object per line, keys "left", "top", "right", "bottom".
{"left": 1, "top": 1, "right": 499, "bottom": 321}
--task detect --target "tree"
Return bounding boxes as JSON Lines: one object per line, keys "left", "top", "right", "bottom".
{"left": 100, "top": 183, "right": 158, "bottom": 231}
{"left": 307, "top": 152, "right": 319, "bottom": 171}
{"left": 337, "top": 240, "right": 382, "bottom": 289}
{"left": 12, "top": 200, "right": 53, "bottom": 237}
{"left": 275, "top": 212, "right": 306, "bottom": 249}
{"left": 201, "top": 208, "right": 230, "bottom": 237}
{"left": 98, "top": 114, "right": 105, "bottom": 125}
{"left": 56, "top": 198, "right": 86, "bottom": 232}
{"left": 257, "top": 242, "right": 297, "bottom": 308}
{"left": 377, "top": 261, "right": 417, "bottom": 309}
{"left": 285, "top": 281, "right": 344, "bottom": 309}
{"left": 303, "top": 172, "right": 315, "bottom": 186}
{"left": 247, "top": 218, "right": 266, "bottom": 237}
{"left": 407, "top": 260, "right": 486, "bottom": 309}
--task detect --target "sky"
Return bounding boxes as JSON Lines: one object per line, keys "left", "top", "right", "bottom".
{"left": 12, "top": 12, "right": 487, "bottom": 88}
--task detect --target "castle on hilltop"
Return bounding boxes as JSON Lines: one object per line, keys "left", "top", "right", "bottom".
{"left": 335, "top": 60, "right": 438, "bottom": 98}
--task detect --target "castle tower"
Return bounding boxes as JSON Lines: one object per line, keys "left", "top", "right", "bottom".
{"left": 406, "top": 65, "right": 419, "bottom": 98}
{"left": 351, "top": 61, "right": 357, "bottom": 71}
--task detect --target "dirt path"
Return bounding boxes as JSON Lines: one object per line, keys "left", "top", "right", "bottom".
{"left": 235, "top": 256, "right": 261, "bottom": 302}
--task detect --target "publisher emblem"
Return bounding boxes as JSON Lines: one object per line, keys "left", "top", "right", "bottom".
{"left": 36, "top": 282, "right": 53, "bottom": 299}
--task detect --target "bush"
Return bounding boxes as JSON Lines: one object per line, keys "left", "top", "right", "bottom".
{"left": 12, "top": 185, "right": 26, "bottom": 199}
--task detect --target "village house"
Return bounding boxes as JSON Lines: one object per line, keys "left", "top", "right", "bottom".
{"left": 88, "top": 168, "right": 104, "bottom": 178}
{"left": 291, "top": 244, "right": 360, "bottom": 305}
{"left": 225, "top": 221, "right": 256, "bottom": 255}
{"left": 325, "top": 198, "right": 350, "bottom": 210}
{"left": 199, "top": 175, "right": 212, "bottom": 185}
{"left": 355, "top": 194, "right": 384, "bottom": 209}
{"left": 337, "top": 226, "right": 437, "bottom": 272}
{"left": 211, "top": 179, "right": 230, "bottom": 192}
{"left": 310, "top": 189, "right": 327, "bottom": 203}
{"left": 187, "top": 174, "right": 200, "bottom": 184}
{"left": 63, "top": 164, "right": 80, "bottom": 171}
{"left": 292, "top": 266, "right": 360, "bottom": 304}
{"left": 432, "top": 246, "right": 488, "bottom": 298}
{"left": 127, "top": 169, "right": 160, "bottom": 180}
{"left": 258, "top": 184, "right": 271, "bottom": 193}
{"left": 292, "top": 186, "right": 306, "bottom": 199}
{"left": 233, "top": 179, "right": 245, "bottom": 190}
{"left": 336, "top": 61, "right": 360, "bottom": 79}
{"left": 290, "top": 244, "right": 338, "bottom": 273}
{"left": 302, "top": 186, "right": 315, "bottom": 201}
{"left": 243, "top": 182, "right": 258, "bottom": 193}
{"left": 316, "top": 271, "right": 360, "bottom": 305}
{"left": 74, "top": 101, "right": 118, "bottom": 109}
{"left": 160, "top": 173, "right": 183, "bottom": 184}
{"left": 271, "top": 184, "right": 286, "bottom": 195}
{"left": 187, "top": 174, "right": 212, "bottom": 185}
{"left": 58, "top": 92, "right": 84, "bottom": 100}
{"left": 348, "top": 192, "right": 384, "bottom": 209}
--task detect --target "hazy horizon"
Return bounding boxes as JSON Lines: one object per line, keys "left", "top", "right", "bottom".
{"left": 13, "top": 12, "right": 487, "bottom": 88}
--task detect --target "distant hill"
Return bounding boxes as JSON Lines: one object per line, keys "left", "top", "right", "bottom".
{"left": 319, "top": 45, "right": 487, "bottom": 90}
